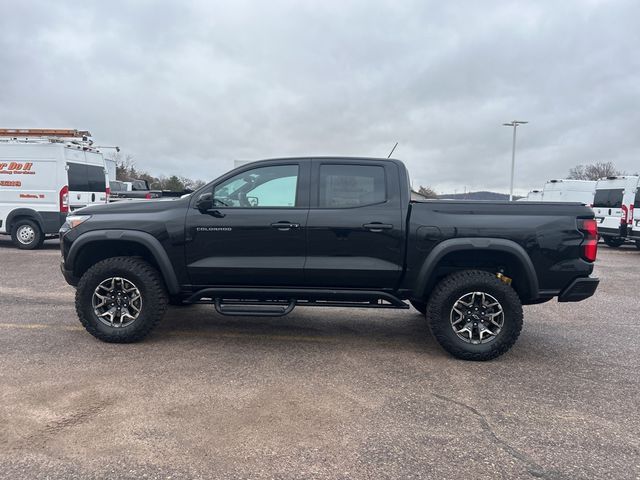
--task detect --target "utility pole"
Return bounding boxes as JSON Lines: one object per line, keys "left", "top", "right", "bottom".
{"left": 502, "top": 120, "right": 528, "bottom": 201}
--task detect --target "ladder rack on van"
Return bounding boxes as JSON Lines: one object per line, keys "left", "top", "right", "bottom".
{"left": 0, "top": 128, "right": 91, "bottom": 139}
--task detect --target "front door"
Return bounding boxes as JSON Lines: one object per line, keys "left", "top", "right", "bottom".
{"left": 185, "top": 161, "right": 310, "bottom": 286}
{"left": 304, "top": 160, "right": 405, "bottom": 288}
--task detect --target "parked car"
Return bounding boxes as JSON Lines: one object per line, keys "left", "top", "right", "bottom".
{"left": 542, "top": 179, "right": 596, "bottom": 205}
{"left": 593, "top": 175, "right": 639, "bottom": 247}
{"left": 60, "top": 157, "right": 599, "bottom": 360}
{"left": 0, "top": 129, "right": 108, "bottom": 249}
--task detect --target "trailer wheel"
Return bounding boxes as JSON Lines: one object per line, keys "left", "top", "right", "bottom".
{"left": 11, "top": 218, "right": 44, "bottom": 250}
{"left": 426, "top": 270, "right": 523, "bottom": 361}
{"left": 603, "top": 236, "right": 625, "bottom": 248}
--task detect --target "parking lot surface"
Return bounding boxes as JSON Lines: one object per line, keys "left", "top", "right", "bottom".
{"left": 0, "top": 239, "right": 638, "bottom": 479}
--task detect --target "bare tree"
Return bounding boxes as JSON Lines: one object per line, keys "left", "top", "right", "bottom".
{"left": 568, "top": 162, "right": 622, "bottom": 181}
{"left": 417, "top": 185, "right": 438, "bottom": 199}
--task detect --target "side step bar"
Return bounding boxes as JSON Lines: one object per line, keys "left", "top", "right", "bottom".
{"left": 214, "top": 299, "right": 296, "bottom": 317}
{"left": 187, "top": 288, "right": 409, "bottom": 317}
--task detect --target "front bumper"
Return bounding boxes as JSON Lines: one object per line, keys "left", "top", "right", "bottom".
{"left": 558, "top": 277, "right": 599, "bottom": 302}
{"left": 60, "top": 258, "right": 79, "bottom": 287}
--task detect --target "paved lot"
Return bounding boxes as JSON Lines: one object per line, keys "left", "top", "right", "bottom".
{"left": 0, "top": 239, "right": 638, "bottom": 479}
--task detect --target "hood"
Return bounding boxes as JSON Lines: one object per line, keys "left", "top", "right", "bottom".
{"left": 76, "top": 197, "right": 189, "bottom": 215}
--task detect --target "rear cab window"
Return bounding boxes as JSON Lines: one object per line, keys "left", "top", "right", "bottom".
{"left": 318, "top": 164, "right": 386, "bottom": 208}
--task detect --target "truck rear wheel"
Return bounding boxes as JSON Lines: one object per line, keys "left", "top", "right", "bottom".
{"left": 75, "top": 257, "right": 168, "bottom": 343}
{"left": 603, "top": 236, "right": 625, "bottom": 248}
{"left": 11, "top": 218, "right": 44, "bottom": 250}
{"left": 426, "top": 270, "right": 523, "bottom": 361}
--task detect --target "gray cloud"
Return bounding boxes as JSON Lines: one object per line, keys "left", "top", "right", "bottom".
{"left": 1, "top": 0, "right": 639, "bottom": 194}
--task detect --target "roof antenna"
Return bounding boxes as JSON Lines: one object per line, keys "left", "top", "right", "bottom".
{"left": 387, "top": 142, "right": 398, "bottom": 158}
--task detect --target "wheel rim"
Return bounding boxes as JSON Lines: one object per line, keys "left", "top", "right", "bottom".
{"left": 92, "top": 277, "right": 142, "bottom": 328}
{"left": 450, "top": 291, "right": 504, "bottom": 344}
{"left": 16, "top": 225, "right": 35, "bottom": 244}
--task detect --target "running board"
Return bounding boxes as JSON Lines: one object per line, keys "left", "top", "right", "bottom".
{"left": 187, "top": 287, "right": 409, "bottom": 310}
{"left": 214, "top": 299, "right": 296, "bottom": 317}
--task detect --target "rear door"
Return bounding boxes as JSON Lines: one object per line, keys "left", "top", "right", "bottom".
{"left": 65, "top": 149, "right": 107, "bottom": 210}
{"left": 593, "top": 187, "right": 624, "bottom": 236}
{"left": 185, "top": 160, "right": 310, "bottom": 286}
{"left": 304, "top": 160, "right": 405, "bottom": 288}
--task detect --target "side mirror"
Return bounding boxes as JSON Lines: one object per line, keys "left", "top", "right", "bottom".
{"left": 195, "top": 192, "right": 213, "bottom": 213}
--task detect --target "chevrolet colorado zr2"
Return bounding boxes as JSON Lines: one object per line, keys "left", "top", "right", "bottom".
{"left": 60, "top": 157, "right": 599, "bottom": 360}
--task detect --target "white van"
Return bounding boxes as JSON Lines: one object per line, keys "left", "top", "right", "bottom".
{"left": 593, "top": 175, "right": 639, "bottom": 247}
{"left": 542, "top": 179, "right": 596, "bottom": 205}
{"left": 519, "top": 190, "right": 543, "bottom": 201}
{"left": 0, "top": 129, "right": 108, "bottom": 249}
{"left": 628, "top": 179, "right": 640, "bottom": 249}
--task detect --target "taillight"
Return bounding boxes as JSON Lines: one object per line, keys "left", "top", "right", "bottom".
{"left": 629, "top": 204, "right": 634, "bottom": 225}
{"left": 621, "top": 205, "right": 628, "bottom": 224}
{"left": 579, "top": 218, "right": 598, "bottom": 262}
{"left": 59, "top": 185, "right": 69, "bottom": 213}
{"left": 145, "top": 192, "right": 152, "bottom": 199}
{"left": 105, "top": 187, "right": 111, "bottom": 203}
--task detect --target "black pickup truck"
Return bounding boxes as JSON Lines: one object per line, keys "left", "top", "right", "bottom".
{"left": 60, "top": 157, "right": 599, "bottom": 360}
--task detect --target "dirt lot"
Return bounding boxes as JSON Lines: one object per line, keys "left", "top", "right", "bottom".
{"left": 0, "top": 239, "right": 638, "bottom": 479}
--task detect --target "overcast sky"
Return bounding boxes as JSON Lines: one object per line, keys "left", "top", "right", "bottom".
{"left": 1, "top": 0, "right": 639, "bottom": 194}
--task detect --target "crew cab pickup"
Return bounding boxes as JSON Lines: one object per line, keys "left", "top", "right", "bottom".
{"left": 60, "top": 157, "right": 599, "bottom": 360}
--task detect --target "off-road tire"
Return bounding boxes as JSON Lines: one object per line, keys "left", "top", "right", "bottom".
{"left": 603, "top": 236, "right": 625, "bottom": 248}
{"left": 75, "top": 257, "right": 168, "bottom": 343}
{"left": 635, "top": 240, "right": 640, "bottom": 250}
{"left": 426, "top": 270, "right": 523, "bottom": 361}
{"left": 410, "top": 300, "right": 427, "bottom": 315}
{"left": 11, "top": 218, "right": 44, "bottom": 250}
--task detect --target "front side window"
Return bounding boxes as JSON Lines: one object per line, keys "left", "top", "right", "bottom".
{"left": 213, "top": 164, "right": 299, "bottom": 208}
{"left": 319, "top": 164, "right": 386, "bottom": 208}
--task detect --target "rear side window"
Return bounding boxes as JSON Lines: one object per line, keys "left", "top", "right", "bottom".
{"left": 593, "top": 188, "right": 623, "bottom": 208}
{"left": 67, "top": 163, "right": 106, "bottom": 192}
{"left": 319, "top": 164, "right": 386, "bottom": 208}
{"left": 635, "top": 189, "right": 640, "bottom": 209}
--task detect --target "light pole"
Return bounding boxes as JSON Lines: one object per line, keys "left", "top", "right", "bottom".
{"left": 502, "top": 120, "right": 528, "bottom": 201}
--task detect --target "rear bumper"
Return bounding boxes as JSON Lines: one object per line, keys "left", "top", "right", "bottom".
{"left": 599, "top": 225, "right": 626, "bottom": 237}
{"left": 558, "top": 277, "right": 599, "bottom": 302}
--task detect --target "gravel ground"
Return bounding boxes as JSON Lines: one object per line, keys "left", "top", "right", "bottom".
{"left": 0, "top": 238, "right": 638, "bottom": 479}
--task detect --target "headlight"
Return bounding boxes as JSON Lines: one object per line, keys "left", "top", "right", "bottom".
{"left": 65, "top": 215, "right": 91, "bottom": 229}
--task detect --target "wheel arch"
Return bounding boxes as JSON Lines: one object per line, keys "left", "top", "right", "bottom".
{"left": 6, "top": 208, "right": 45, "bottom": 233}
{"left": 414, "top": 238, "right": 539, "bottom": 303}
{"left": 67, "top": 230, "right": 180, "bottom": 295}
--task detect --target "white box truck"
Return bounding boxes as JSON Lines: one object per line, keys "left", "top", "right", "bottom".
{"left": 593, "top": 175, "right": 639, "bottom": 247}
{"left": 542, "top": 179, "right": 596, "bottom": 205}
{"left": 0, "top": 129, "right": 108, "bottom": 249}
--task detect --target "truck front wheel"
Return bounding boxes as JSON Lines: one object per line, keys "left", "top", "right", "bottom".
{"left": 426, "top": 270, "right": 523, "bottom": 361}
{"left": 75, "top": 257, "right": 168, "bottom": 343}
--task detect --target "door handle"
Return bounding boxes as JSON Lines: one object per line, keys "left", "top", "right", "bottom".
{"left": 363, "top": 223, "right": 393, "bottom": 232}
{"left": 207, "top": 209, "right": 226, "bottom": 218}
{"left": 271, "top": 222, "right": 300, "bottom": 231}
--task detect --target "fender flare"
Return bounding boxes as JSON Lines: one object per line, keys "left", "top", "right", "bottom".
{"left": 67, "top": 230, "right": 180, "bottom": 295}
{"left": 414, "top": 237, "right": 539, "bottom": 301}
{"left": 6, "top": 208, "right": 45, "bottom": 233}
